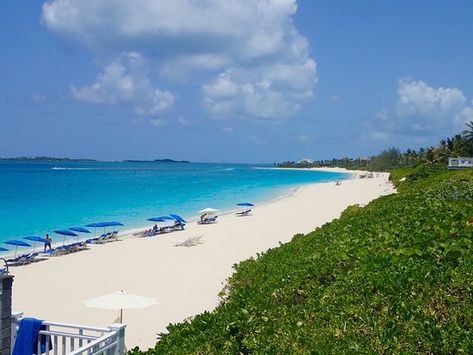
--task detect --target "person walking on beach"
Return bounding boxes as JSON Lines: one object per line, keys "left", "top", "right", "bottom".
{"left": 44, "top": 234, "right": 52, "bottom": 251}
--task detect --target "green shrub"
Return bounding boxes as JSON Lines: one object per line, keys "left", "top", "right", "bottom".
{"left": 131, "top": 168, "right": 473, "bottom": 354}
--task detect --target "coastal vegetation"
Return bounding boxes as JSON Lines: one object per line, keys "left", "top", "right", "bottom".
{"left": 130, "top": 165, "right": 473, "bottom": 353}
{"left": 277, "top": 121, "right": 473, "bottom": 171}
{"left": 129, "top": 126, "right": 473, "bottom": 354}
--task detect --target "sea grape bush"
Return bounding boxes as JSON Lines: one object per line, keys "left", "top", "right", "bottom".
{"left": 130, "top": 169, "right": 473, "bottom": 354}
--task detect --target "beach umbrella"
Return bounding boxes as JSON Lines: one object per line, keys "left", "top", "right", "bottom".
{"left": 169, "top": 214, "right": 186, "bottom": 224}
{"left": 103, "top": 222, "right": 124, "bottom": 227}
{"left": 86, "top": 222, "right": 108, "bottom": 236}
{"left": 198, "top": 208, "right": 220, "bottom": 215}
{"left": 4, "top": 240, "right": 31, "bottom": 257}
{"left": 86, "top": 221, "right": 124, "bottom": 228}
{"left": 86, "top": 221, "right": 123, "bottom": 235}
{"left": 24, "top": 236, "right": 47, "bottom": 252}
{"left": 237, "top": 202, "right": 254, "bottom": 207}
{"left": 150, "top": 216, "right": 174, "bottom": 221}
{"left": 86, "top": 222, "right": 109, "bottom": 228}
{"left": 69, "top": 227, "right": 91, "bottom": 242}
{"left": 85, "top": 290, "right": 158, "bottom": 323}
{"left": 147, "top": 217, "right": 168, "bottom": 222}
{"left": 54, "top": 229, "right": 78, "bottom": 246}
{"left": 69, "top": 227, "right": 91, "bottom": 234}
{"left": 0, "top": 247, "right": 8, "bottom": 253}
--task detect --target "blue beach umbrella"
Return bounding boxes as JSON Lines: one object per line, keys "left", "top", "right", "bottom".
{"left": 54, "top": 229, "right": 78, "bottom": 246}
{"left": 0, "top": 247, "right": 8, "bottom": 252}
{"left": 86, "top": 221, "right": 124, "bottom": 228}
{"left": 86, "top": 222, "right": 109, "bottom": 236}
{"left": 86, "top": 221, "right": 124, "bottom": 236}
{"left": 86, "top": 222, "right": 108, "bottom": 228}
{"left": 169, "top": 214, "right": 187, "bottom": 224}
{"left": 69, "top": 227, "right": 91, "bottom": 243}
{"left": 24, "top": 236, "right": 47, "bottom": 252}
{"left": 237, "top": 202, "right": 254, "bottom": 207}
{"left": 147, "top": 217, "right": 169, "bottom": 222}
{"left": 150, "top": 216, "right": 174, "bottom": 221}
{"left": 104, "top": 221, "right": 124, "bottom": 227}
{"left": 69, "top": 227, "right": 91, "bottom": 234}
{"left": 4, "top": 240, "right": 32, "bottom": 257}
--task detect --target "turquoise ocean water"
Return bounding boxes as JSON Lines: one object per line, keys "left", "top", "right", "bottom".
{"left": 0, "top": 161, "right": 349, "bottom": 247}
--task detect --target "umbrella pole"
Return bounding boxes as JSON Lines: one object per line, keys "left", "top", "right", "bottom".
{"left": 120, "top": 309, "right": 123, "bottom": 323}
{"left": 14, "top": 246, "right": 18, "bottom": 258}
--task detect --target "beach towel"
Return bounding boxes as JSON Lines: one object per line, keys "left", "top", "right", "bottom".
{"left": 12, "top": 317, "right": 52, "bottom": 355}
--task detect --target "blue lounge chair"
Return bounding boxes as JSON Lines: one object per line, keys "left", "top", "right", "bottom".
{"left": 6, "top": 253, "right": 36, "bottom": 266}
{"left": 172, "top": 221, "right": 185, "bottom": 231}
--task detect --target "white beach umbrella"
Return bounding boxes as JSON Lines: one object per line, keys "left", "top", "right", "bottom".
{"left": 85, "top": 290, "right": 158, "bottom": 323}
{"left": 198, "top": 208, "right": 220, "bottom": 215}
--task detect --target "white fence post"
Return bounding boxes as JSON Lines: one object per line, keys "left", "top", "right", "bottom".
{"left": 108, "top": 323, "right": 126, "bottom": 355}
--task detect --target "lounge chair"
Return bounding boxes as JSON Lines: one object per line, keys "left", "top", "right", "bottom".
{"left": 236, "top": 209, "right": 251, "bottom": 216}
{"left": 85, "top": 237, "right": 100, "bottom": 244}
{"left": 108, "top": 231, "right": 120, "bottom": 242}
{"left": 42, "top": 247, "right": 66, "bottom": 257}
{"left": 6, "top": 253, "right": 38, "bottom": 266}
{"left": 172, "top": 222, "right": 185, "bottom": 231}
{"left": 141, "top": 229, "right": 154, "bottom": 237}
{"left": 95, "top": 233, "right": 111, "bottom": 244}
{"left": 197, "top": 216, "right": 218, "bottom": 224}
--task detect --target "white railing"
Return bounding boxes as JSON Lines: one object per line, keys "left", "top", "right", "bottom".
{"left": 11, "top": 312, "right": 126, "bottom": 355}
{"left": 449, "top": 157, "right": 473, "bottom": 169}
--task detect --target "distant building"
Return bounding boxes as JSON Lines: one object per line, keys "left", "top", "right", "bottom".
{"left": 359, "top": 156, "right": 372, "bottom": 161}
{"left": 298, "top": 158, "right": 314, "bottom": 164}
{"left": 448, "top": 157, "right": 473, "bottom": 169}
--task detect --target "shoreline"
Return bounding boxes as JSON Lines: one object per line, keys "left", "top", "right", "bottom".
{"left": 0, "top": 164, "right": 346, "bottom": 253}
{"left": 10, "top": 169, "right": 395, "bottom": 349}
{"left": 6, "top": 172, "right": 350, "bottom": 257}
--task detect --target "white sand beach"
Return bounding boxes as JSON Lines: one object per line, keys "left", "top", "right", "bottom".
{"left": 11, "top": 171, "right": 395, "bottom": 350}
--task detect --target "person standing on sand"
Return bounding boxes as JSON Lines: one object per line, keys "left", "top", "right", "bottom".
{"left": 44, "top": 234, "right": 52, "bottom": 251}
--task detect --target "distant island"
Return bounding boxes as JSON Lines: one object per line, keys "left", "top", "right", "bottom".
{"left": 0, "top": 157, "right": 190, "bottom": 163}
{"left": 0, "top": 156, "right": 96, "bottom": 162}
{"left": 123, "top": 159, "right": 190, "bottom": 163}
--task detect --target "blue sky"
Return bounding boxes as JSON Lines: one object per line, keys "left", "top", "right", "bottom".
{"left": 1, "top": 1, "right": 472, "bottom": 163}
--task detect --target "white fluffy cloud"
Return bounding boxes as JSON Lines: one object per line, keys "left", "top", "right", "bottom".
{"left": 397, "top": 78, "right": 473, "bottom": 127}
{"left": 71, "top": 52, "right": 174, "bottom": 116}
{"left": 369, "top": 78, "right": 473, "bottom": 143}
{"left": 202, "top": 59, "right": 316, "bottom": 119}
{"left": 42, "top": 0, "right": 316, "bottom": 120}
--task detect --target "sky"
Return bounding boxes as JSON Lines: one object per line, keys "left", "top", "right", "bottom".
{"left": 0, "top": 0, "right": 472, "bottom": 163}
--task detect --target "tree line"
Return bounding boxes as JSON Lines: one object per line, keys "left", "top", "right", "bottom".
{"left": 277, "top": 121, "right": 473, "bottom": 171}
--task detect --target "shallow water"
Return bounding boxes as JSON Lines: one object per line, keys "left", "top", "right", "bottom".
{"left": 0, "top": 161, "right": 348, "bottom": 246}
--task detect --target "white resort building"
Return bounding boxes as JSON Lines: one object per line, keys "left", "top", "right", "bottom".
{"left": 448, "top": 157, "right": 473, "bottom": 169}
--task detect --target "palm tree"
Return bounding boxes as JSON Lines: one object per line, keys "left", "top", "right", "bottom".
{"left": 462, "top": 121, "right": 473, "bottom": 143}
{"left": 451, "top": 134, "right": 471, "bottom": 157}
{"left": 462, "top": 121, "right": 473, "bottom": 155}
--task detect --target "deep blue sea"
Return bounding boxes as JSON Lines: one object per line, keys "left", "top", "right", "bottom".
{"left": 0, "top": 161, "right": 349, "bottom": 249}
